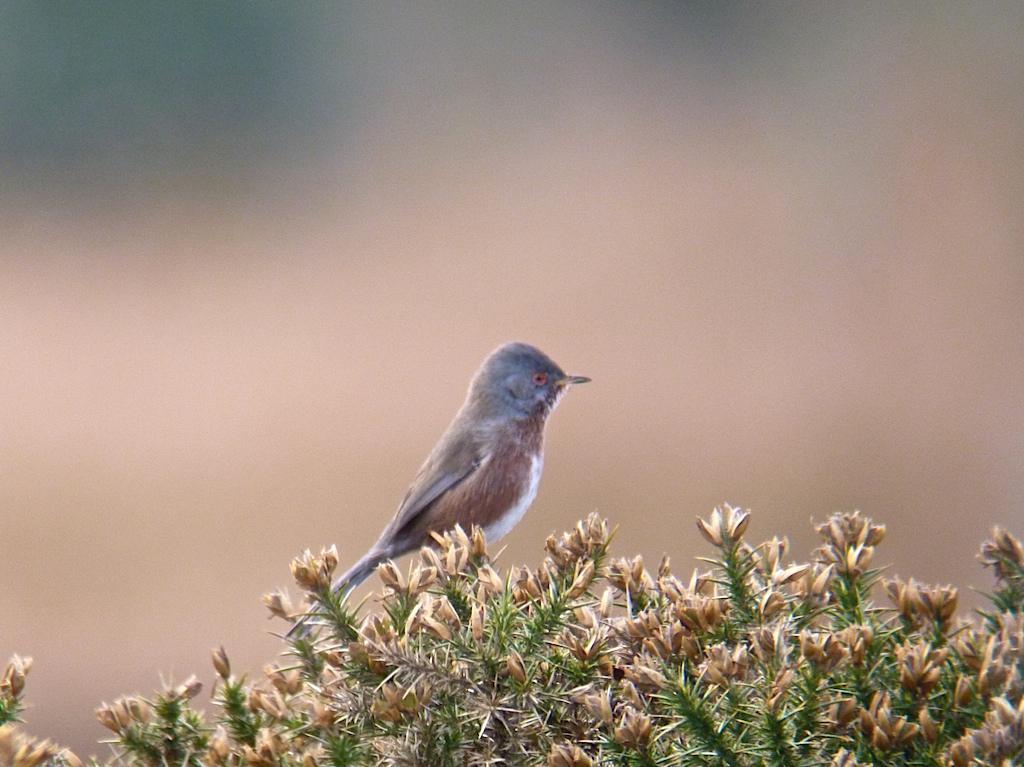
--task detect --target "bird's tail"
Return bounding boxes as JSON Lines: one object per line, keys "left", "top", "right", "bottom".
{"left": 286, "top": 549, "right": 385, "bottom": 639}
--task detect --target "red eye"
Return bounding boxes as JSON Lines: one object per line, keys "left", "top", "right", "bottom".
{"left": 532, "top": 371, "right": 548, "bottom": 386}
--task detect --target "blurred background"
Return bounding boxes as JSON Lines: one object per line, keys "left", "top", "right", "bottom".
{"left": 1, "top": 1, "right": 1022, "bottom": 756}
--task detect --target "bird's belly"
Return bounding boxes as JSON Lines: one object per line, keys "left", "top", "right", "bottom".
{"left": 483, "top": 453, "right": 542, "bottom": 544}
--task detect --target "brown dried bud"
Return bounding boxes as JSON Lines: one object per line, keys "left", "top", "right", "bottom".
{"left": 262, "top": 589, "right": 295, "bottom": 621}
{"left": 407, "top": 564, "right": 437, "bottom": 596}
{"left": 858, "top": 692, "right": 919, "bottom": 751}
{"left": 310, "top": 698, "right": 335, "bottom": 727}
{"left": 836, "top": 625, "right": 873, "bottom": 666}
{"left": 265, "top": 665, "right": 302, "bottom": 695}
{"left": 290, "top": 550, "right": 333, "bottom": 592}
{"left": 0, "top": 726, "right": 59, "bottom": 767}
{"left": 827, "top": 697, "right": 858, "bottom": 729}
{"left": 604, "top": 556, "right": 651, "bottom": 599}
{"left": 212, "top": 646, "right": 231, "bottom": 679}
{"left": 1, "top": 656, "right": 33, "bottom": 698}
{"left": 476, "top": 564, "right": 504, "bottom": 596}
{"left": 752, "top": 537, "right": 788, "bottom": 575}
{"left": 96, "top": 704, "right": 123, "bottom": 734}
{"left": 772, "top": 563, "right": 811, "bottom": 587}
{"left": 696, "top": 505, "right": 751, "bottom": 548}
{"left": 567, "top": 560, "right": 596, "bottom": 599}
{"left": 420, "top": 615, "right": 452, "bottom": 641}
{"left": 613, "top": 707, "right": 652, "bottom": 750}
{"left": 510, "top": 566, "right": 543, "bottom": 603}
{"left": 576, "top": 689, "right": 614, "bottom": 726}
{"left": 506, "top": 651, "right": 528, "bottom": 684}
{"left": 897, "top": 642, "right": 947, "bottom": 697}
{"left": 471, "top": 603, "right": 486, "bottom": 642}
{"left": 377, "top": 561, "right": 405, "bottom": 592}
{"left": 758, "top": 589, "right": 786, "bottom": 619}
{"left": 620, "top": 679, "right": 642, "bottom": 708}
{"left": 948, "top": 739, "right": 973, "bottom": 767}
{"left": 630, "top": 661, "right": 669, "bottom": 691}
{"left": 171, "top": 676, "right": 202, "bottom": 701}
{"left": 830, "top": 748, "right": 868, "bottom": 767}
{"left": 767, "top": 668, "right": 794, "bottom": 713}
{"left": 208, "top": 725, "right": 231, "bottom": 762}
{"left": 695, "top": 515, "right": 723, "bottom": 547}
{"left": 547, "top": 742, "right": 593, "bottom": 767}
{"left": 918, "top": 708, "right": 937, "bottom": 743}
{"left": 977, "top": 638, "right": 1009, "bottom": 697}
{"left": 302, "top": 746, "right": 324, "bottom": 767}
{"left": 800, "top": 631, "right": 848, "bottom": 672}
{"left": 980, "top": 527, "right": 1024, "bottom": 579}
{"left": 954, "top": 674, "right": 974, "bottom": 707}
{"left": 469, "top": 524, "right": 489, "bottom": 559}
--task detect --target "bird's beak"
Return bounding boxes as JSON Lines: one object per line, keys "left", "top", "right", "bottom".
{"left": 557, "top": 374, "right": 591, "bottom": 387}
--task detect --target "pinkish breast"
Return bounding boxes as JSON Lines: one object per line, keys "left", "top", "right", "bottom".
{"left": 426, "top": 415, "right": 545, "bottom": 544}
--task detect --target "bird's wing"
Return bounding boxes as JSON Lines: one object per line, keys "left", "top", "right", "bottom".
{"left": 381, "top": 424, "right": 486, "bottom": 543}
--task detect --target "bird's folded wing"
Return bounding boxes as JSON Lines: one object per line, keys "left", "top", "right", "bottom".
{"left": 383, "top": 431, "right": 485, "bottom": 540}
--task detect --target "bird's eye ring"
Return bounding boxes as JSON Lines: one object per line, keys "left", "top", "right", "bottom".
{"left": 532, "top": 371, "right": 548, "bottom": 386}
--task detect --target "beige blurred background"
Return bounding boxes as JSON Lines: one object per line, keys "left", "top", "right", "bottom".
{"left": 1, "top": 2, "right": 1022, "bottom": 757}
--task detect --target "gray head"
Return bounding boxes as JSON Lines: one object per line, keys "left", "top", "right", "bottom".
{"left": 468, "top": 342, "right": 590, "bottom": 419}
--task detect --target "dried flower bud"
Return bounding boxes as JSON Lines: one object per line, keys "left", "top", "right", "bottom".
{"left": 547, "top": 742, "right": 593, "bottom": 767}
{"left": 302, "top": 746, "right": 324, "bottom": 767}
{"left": 567, "top": 560, "right": 596, "bottom": 599}
{"left": 471, "top": 603, "right": 486, "bottom": 642}
{"left": 948, "top": 739, "right": 973, "bottom": 767}
{"left": 510, "top": 566, "right": 543, "bottom": 603}
{"left": 96, "top": 704, "right": 123, "bottom": 734}
{"left": 827, "top": 697, "right": 858, "bottom": 729}
{"left": 613, "top": 707, "right": 652, "bottom": 750}
{"left": 1, "top": 656, "right": 32, "bottom": 698}
{"left": 407, "top": 564, "right": 437, "bottom": 596}
{"left": 766, "top": 668, "right": 794, "bottom": 713}
{"left": 758, "top": 589, "right": 786, "bottom": 619}
{"left": 604, "top": 556, "right": 651, "bottom": 599}
{"left": 620, "top": 679, "right": 642, "bottom": 708}
{"left": 208, "top": 725, "right": 231, "bottom": 762}
{"left": 772, "top": 563, "right": 811, "bottom": 587}
{"left": 830, "top": 749, "right": 868, "bottom": 767}
{"left": 265, "top": 665, "right": 302, "bottom": 695}
{"left": 696, "top": 513, "right": 724, "bottom": 546}
{"left": 858, "top": 692, "right": 919, "bottom": 751}
{"left": 377, "top": 561, "right": 405, "bottom": 592}
{"left": 263, "top": 589, "right": 295, "bottom": 621}
{"left": 981, "top": 527, "right": 1024, "bottom": 579}
{"left": 800, "top": 631, "right": 848, "bottom": 672}
{"left": 212, "top": 646, "right": 231, "bottom": 679}
{"left": 476, "top": 564, "right": 505, "bottom": 596}
{"left": 897, "top": 642, "right": 947, "bottom": 697}
{"left": 310, "top": 698, "right": 335, "bottom": 727}
{"left": 468, "top": 525, "right": 488, "bottom": 559}
{"left": 576, "top": 689, "right": 614, "bottom": 726}
{"left": 0, "top": 726, "right": 60, "bottom": 767}
{"left": 696, "top": 505, "right": 751, "bottom": 548}
{"left": 290, "top": 550, "right": 334, "bottom": 592}
{"left": 954, "top": 674, "right": 974, "bottom": 707}
{"left": 918, "top": 708, "right": 937, "bottom": 742}
{"left": 171, "top": 676, "right": 202, "bottom": 701}
{"left": 506, "top": 651, "right": 528, "bottom": 684}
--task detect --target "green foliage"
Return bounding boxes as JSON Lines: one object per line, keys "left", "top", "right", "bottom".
{"left": 8, "top": 508, "right": 1024, "bottom": 767}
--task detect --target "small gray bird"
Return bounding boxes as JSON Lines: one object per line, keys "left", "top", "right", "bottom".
{"left": 290, "top": 342, "right": 588, "bottom": 635}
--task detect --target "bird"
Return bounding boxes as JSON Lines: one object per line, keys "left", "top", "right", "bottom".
{"left": 290, "top": 342, "right": 588, "bottom": 636}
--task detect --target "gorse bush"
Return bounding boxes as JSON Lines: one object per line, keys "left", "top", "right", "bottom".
{"left": 6, "top": 506, "right": 1024, "bottom": 766}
